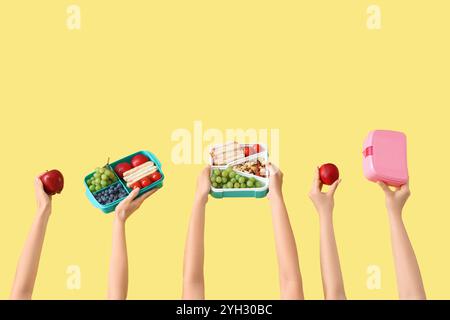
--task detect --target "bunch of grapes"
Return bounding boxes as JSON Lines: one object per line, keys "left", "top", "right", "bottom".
{"left": 87, "top": 166, "right": 117, "bottom": 193}
{"left": 210, "top": 168, "right": 264, "bottom": 189}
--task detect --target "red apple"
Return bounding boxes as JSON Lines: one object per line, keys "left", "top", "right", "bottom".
{"left": 131, "top": 154, "right": 149, "bottom": 168}
{"left": 114, "top": 162, "right": 132, "bottom": 178}
{"left": 39, "top": 170, "right": 64, "bottom": 195}
{"left": 319, "top": 163, "right": 339, "bottom": 185}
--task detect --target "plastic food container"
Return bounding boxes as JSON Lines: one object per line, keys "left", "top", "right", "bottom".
{"left": 362, "top": 130, "right": 408, "bottom": 187}
{"left": 84, "top": 150, "right": 164, "bottom": 213}
{"left": 209, "top": 142, "right": 269, "bottom": 198}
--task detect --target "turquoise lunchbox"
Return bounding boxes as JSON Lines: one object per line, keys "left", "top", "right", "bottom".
{"left": 209, "top": 143, "right": 269, "bottom": 199}
{"left": 84, "top": 150, "right": 164, "bottom": 213}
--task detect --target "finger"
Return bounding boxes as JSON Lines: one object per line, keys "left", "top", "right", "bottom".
{"left": 134, "top": 188, "right": 158, "bottom": 206}
{"left": 125, "top": 188, "right": 140, "bottom": 203}
{"left": 267, "top": 162, "right": 278, "bottom": 176}
{"left": 312, "top": 167, "right": 322, "bottom": 192}
{"left": 377, "top": 181, "right": 391, "bottom": 193}
{"left": 328, "top": 179, "right": 341, "bottom": 196}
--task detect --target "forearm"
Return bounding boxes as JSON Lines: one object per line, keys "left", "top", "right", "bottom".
{"left": 269, "top": 194, "right": 303, "bottom": 300}
{"left": 108, "top": 218, "right": 128, "bottom": 300}
{"left": 182, "top": 195, "right": 207, "bottom": 300}
{"left": 11, "top": 211, "right": 49, "bottom": 300}
{"left": 318, "top": 213, "right": 346, "bottom": 300}
{"left": 388, "top": 212, "right": 426, "bottom": 300}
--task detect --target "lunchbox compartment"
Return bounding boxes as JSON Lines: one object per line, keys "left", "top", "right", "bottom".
{"left": 109, "top": 151, "right": 165, "bottom": 194}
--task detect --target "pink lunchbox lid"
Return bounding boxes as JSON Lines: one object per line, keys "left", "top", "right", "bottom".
{"left": 363, "top": 130, "right": 408, "bottom": 186}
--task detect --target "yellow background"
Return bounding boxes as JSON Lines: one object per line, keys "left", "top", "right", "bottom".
{"left": 1, "top": 0, "right": 449, "bottom": 299}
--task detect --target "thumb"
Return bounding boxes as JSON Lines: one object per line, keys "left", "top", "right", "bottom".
{"left": 134, "top": 188, "right": 158, "bottom": 206}
{"left": 328, "top": 179, "right": 341, "bottom": 196}
{"left": 125, "top": 188, "right": 140, "bottom": 203}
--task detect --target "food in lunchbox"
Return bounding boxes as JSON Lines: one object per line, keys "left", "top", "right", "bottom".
{"left": 244, "top": 144, "right": 262, "bottom": 157}
{"left": 123, "top": 161, "right": 161, "bottom": 188}
{"left": 39, "top": 169, "right": 64, "bottom": 195}
{"left": 94, "top": 183, "right": 127, "bottom": 205}
{"left": 319, "top": 163, "right": 339, "bottom": 185}
{"left": 232, "top": 158, "right": 267, "bottom": 177}
{"left": 211, "top": 168, "right": 264, "bottom": 189}
{"left": 114, "top": 162, "right": 133, "bottom": 178}
{"left": 87, "top": 166, "right": 117, "bottom": 192}
{"left": 131, "top": 154, "right": 150, "bottom": 168}
{"left": 210, "top": 142, "right": 245, "bottom": 165}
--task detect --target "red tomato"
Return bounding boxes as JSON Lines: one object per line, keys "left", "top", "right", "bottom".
{"left": 319, "top": 163, "right": 340, "bottom": 185}
{"left": 244, "top": 146, "right": 251, "bottom": 157}
{"left": 130, "top": 181, "right": 141, "bottom": 190}
{"left": 150, "top": 171, "right": 162, "bottom": 182}
{"left": 114, "top": 162, "right": 132, "bottom": 178}
{"left": 140, "top": 177, "right": 153, "bottom": 188}
{"left": 131, "top": 154, "right": 149, "bottom": 168}
{"left": 252, "top": 144, "right": 261, "bottom": 154}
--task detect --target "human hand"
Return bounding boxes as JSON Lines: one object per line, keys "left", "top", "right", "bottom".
{"left": 195, "top": 166, "right": 211, "bottom": 204}
{"left": 35, "top": 176, "right": 52, "bottom": 216}
{"left": 308, "top": 167, "right": 340, "bottom": 216}
{"left": 378, "top": 181, "right": 410, "bottom": 217}
{"left": 115, "top": 187, "right": 158, "bottom": 223}
{"left": 267, "top": 163, "right": 284, "bottom": 201}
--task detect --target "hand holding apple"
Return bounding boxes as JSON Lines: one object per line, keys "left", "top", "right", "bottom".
{"left": 39, "top": 170, "right": 64, "bottom": 195}
{"left": 309, "top": 167, "right": 341, "bottom": 216}
{"left": 35, "top": 176, "right": 52, "bottom": 216}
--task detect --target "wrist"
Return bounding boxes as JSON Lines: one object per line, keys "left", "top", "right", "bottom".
{"left": 194, "top": 194, "right": 209, "bottom": 206}
{"left": 113, "top": 212, "right": 126, "bottom": 225}
{"left": 318, "top": 210, "right": 333, "bottom": 223}
{"left": 268, "top": 190, "right": 283, "bottom": 202}
{"left": 36, "top": 207, "right": 51, "bottom": 218}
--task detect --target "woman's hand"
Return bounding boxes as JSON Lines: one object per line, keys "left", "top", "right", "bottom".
{"left": 34, "top": 176, "right": 52, "bottom": 216}
{"left": 115, "top": 187, "right": 158, "bottom": 223}
{"left": 308, "top": 168, "right": 340, "bottom": 216}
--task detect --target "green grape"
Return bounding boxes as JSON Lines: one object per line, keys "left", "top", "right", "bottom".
{"left": 238, "top": 177, "right": 246, "bottom": 184}
{"left": 227, "top": 182, "right": 234, "bottom": 188}
{"left": 240, "top": 183, "right": 246, "bottom": 188}
{"left": 212, "top": 182, "right": 218, "bottom": 188}
{"left": 234, "top": 183, "right": 240, "bottom": 188}
{"left": 246, "top": 180, "right": 254, "bottom": 187}
{"left": 210, "top": 175, "right": 216, "bottom": 183}
{"left": 255, "top": 181, "right": 263, "bottom": 188}
{"left": 94, "top": 172, "right": 100, "bottom": 179}
{"left": 213, "top": 169, "right": 220, "bottom": 176}
{"left": 221, "top": 171, "right": 229, "bottom": 178}
{"left": 230, "top": 178, "right": 236, "bottom": 184}
{"left": 95, "top": 178, "right": 101, "bottom": 184}
{"left": 229, "top": 171, "right": 236, "bottom": 178}
{"left": 215, "top": 176, "right": 222, "bottom": 183}
{"left": 99, "top": 168, "right": 105, "bottom": 174}
{"left": 222, "top": 177, "right": 228, "bottom": 184}
{"left": 101, "top": 180, "right": 108, "bottom": 187}
{"left": 101, "top": 174, "right": 108, "bottom": 181}
{"left": 249, "top": 177, "right": 256, "bottom": 183}
{"left": 106, "top": 170, "right": 115, "bottom": 178}
{"left": 89, "top": 185, "right": 96, "bottom": 192}
{"left": 95, "top": 185, "right": 102, "bottom": 191}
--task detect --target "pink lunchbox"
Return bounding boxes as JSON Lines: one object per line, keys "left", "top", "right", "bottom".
{"left": 362, "top": 130, "right": 408, "bottom": 187}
